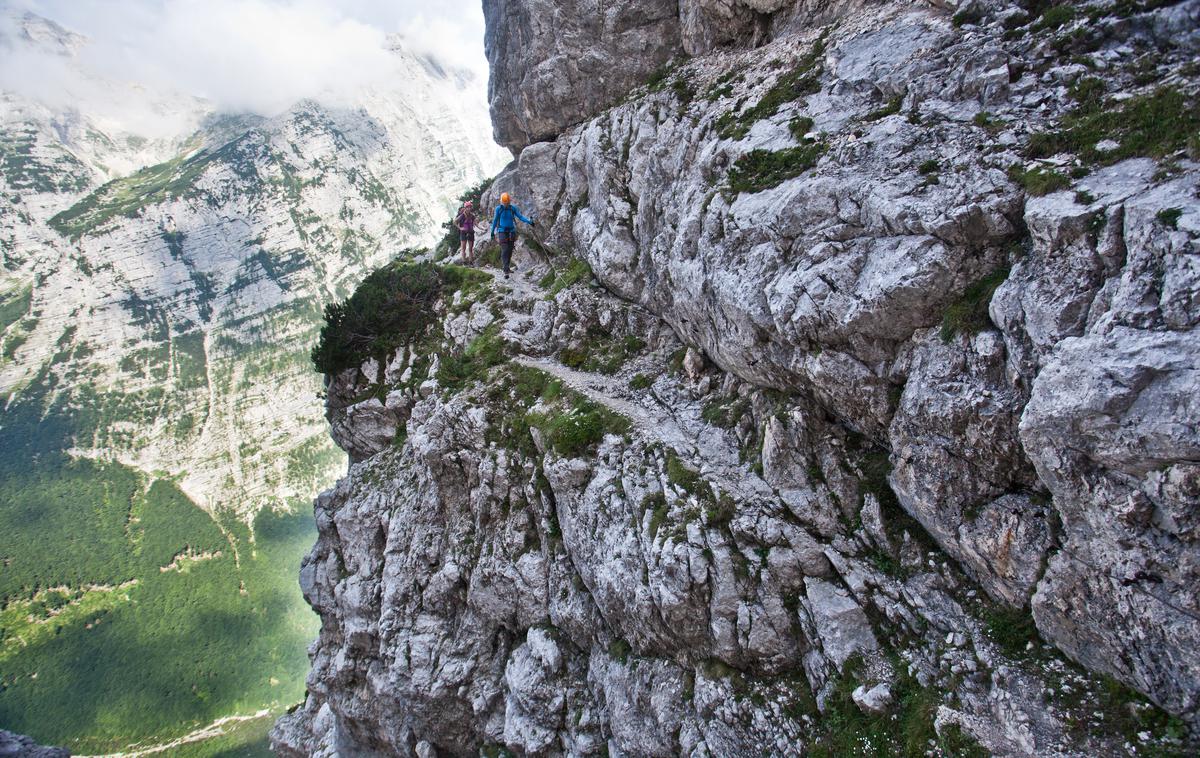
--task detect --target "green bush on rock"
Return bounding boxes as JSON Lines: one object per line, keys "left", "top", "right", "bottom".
{"left": 727, "top": 143, "right": 827, "bottom": 194}
{"left": 310, "top": 259, "right": 488, "bottom": 375}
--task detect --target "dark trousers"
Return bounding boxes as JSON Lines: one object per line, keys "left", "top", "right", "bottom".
{"left": 497, "top": 230, "right": 516, "bottom": 274}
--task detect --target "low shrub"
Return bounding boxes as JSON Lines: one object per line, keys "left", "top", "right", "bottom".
{"left": 788, "top": 116, "right": 815, "bottom": 141}
{"left": 536, "top": 399, "right": 631, "bottom": 458}
{"left": 310, "top": 260, "right": 488, "bottom": 375}
{"left": 865, "top": 95, "right": 903, "bottom": 121}
{"left": 1034, "top": 4, "right": 1076, "bottom": 31}
{"left": 437, "top": 324, "right": 509, "bottom": 393}
{"left": 941, "top": 266, "right": 1011, "bottom": 341}
{"left": 1007, "top": 164, "right": 1070, "bottom": 196}
{"left": 807, "top": 656, "right": 946, "bottom": 758}
{"left": 1157, "top": 207, "right": 1182, "bottom": 229}
{"left": 727, "top": 143, "right": 827, "bottom": 194}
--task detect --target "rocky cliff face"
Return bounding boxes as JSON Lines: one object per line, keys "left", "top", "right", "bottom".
{"left": 276, "top": 0, "right": 1200, "bottom": 755}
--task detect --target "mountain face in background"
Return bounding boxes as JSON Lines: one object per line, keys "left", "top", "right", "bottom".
{"left": 0, "top": 11, "right": 507, "bottom": 754}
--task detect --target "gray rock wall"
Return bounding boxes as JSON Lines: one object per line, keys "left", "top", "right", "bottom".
{"left": 279, "top": 0, "right": 1200, "bottom": 755}
{"left": 484, "top": 0, "right": 683, "bottom": 152}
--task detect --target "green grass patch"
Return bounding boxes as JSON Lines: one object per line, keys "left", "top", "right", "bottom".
{"left": 1157, "top": 207, "right": 1182, "bottom": 229}
{"left": 973, "top": 111, "right": 1002, "bottom": 130}
{"left": 1082, "top": 675, "right": 1190, "bottom": 749}
{"left": 0, "top": 283, "right": 32, "bottom": 335}
{"left": 485, "top": 366, "right": 630, "bottom": 459}
{"left": 666, "top": 452, "right": 729, "bottom": 527}
{"left": 668, "top": 347, "right": 687, "bottom": 375}
{"left": 807, "top": 656, "right": 946, "bottom": 758}
{"left": 545, "top": 258, "right": 593, "bottom": 296}
{"left": 917, "top": 159, "right": 939, "bottom": 175}
{"left": 865, "top": 95, "right": 903, "bottom": 122}
{"left": 629, "top": 374, "right": 652, "bottom": 391}
{"left": 981, "top": 603, "right": 1041, "bottom": 657}
{"left": 436, "top": 323, "right": 509, "bottom": 393}
{"left": 643, "top": 492, "right": 670, "bottom": 540}
{"left": 1034, "top": 4, "right": 1076, "bottom": 31}
{"left": 714, "top": 36, "right": 826, "bottom": 140}
{"left": 534, "top": 399, "right": 631, "bottom": 458}
{"left": 1026, "top": 87, "right": 1200, "bottom": 165}
{"left": 788, "top": 116, "right": 815, "bottom": 140}
{"left": 937, "top": 723, "right": 989, "bottom": 758}
{"left": 940, "top": 266, "right": 1010, "bottom": 341}
{"left": 1007, "top": 164, "right": 1070, "bottom": 196}
{"left": 700, "top": 395, "right": 750, "bottom": 429}
{"left": 727, "top": 143, "right": 827, "bottom": 194}
{"left": 558, "top": 333, "right": 646, "bottom": 376}
{"left": 667, "top": 454, "right": 707, "bottom": 497}
{"left": 672, "top": 76, "right": 696, "bottom": 106}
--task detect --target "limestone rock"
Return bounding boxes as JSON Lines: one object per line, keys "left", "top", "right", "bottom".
{"left": 852, "top": 682, "right": 893, "bottom": 714}
{"left": 483, "top": 0, "right": 683, "bottom": 152}
{"left": 279, "top": 1, "right": 1200, "bottom": 755}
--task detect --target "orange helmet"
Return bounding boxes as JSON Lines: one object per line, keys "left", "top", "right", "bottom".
{"left": 500, "top": 192, "right": 511, "bottom": 205}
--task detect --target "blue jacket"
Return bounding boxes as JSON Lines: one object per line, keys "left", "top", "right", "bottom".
{"left": 490, "top": 204, "right": 533, "bottom": 234}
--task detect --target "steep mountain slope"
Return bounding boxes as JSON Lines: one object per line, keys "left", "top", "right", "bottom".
{"left": 275, "top": 0, "right": 1199, "bottom": 756}
{"left": 0, "top": 10, "right": 507, "bottom": 754}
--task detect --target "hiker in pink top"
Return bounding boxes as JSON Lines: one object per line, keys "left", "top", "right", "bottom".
{"left": 455, "top": 200, "right": 483, "bottom": 265}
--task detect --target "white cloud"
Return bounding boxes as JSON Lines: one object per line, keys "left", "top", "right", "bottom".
{"left": 0, "top": 0, "right": 489, "bottom": 129}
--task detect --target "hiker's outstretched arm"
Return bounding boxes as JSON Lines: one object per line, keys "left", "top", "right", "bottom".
{"left": 513, "top": 207, "right": 533, "bottom": 225}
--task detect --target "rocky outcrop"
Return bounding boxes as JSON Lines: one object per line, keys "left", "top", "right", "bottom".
{"left": 280, "top": 0, "right": 1200, "bottom": 755}
{"left": 0, "top": 730, "right": 69, "bottom": 758}
{"left": 483, "top": 0, "right": 683, "bottom": 152}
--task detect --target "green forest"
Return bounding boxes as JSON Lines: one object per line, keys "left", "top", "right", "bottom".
{"left": 0, "top": 364, "right": 322, "bottom": 754}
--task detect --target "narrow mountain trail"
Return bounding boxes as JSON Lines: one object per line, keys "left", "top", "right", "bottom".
{"left": 489, "top": 264, "right": 778, "bottom": 505}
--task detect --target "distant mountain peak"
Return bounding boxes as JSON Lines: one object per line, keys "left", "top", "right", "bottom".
{"left": 3, "top": 10, "right": 85, "bottom": 57}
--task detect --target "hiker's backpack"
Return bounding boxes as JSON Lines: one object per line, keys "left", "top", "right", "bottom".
{"left": 495, "top": 205, "right": 516, "bottom": 227}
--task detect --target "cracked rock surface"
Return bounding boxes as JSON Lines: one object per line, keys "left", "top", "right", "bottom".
{"left": 276, "top": 0, "right": 1200, "bottom": 755}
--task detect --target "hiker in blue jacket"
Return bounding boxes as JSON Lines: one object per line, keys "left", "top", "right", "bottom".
{"left": 489, "top": 192, "right": 535, "bottom": 278}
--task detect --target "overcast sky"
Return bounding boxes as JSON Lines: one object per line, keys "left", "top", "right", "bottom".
{"left": 0, "top": 0, "right": 489, "bottom": 128}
